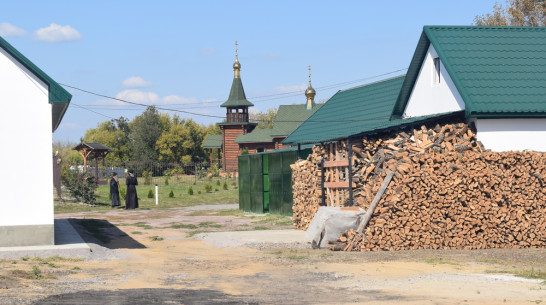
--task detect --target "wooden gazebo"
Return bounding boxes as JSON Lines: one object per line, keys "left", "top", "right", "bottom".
{"left": 73, "top": 142, "right": 113, "bottom": 182}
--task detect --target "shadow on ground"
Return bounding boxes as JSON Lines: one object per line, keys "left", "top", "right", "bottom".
{"left": 34, "top": 288, "right": 257, "bottom": 305}
{"left": 68, "top": 219, "right": 146, "bottom": 250}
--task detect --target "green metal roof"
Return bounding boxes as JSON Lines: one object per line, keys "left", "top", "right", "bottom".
{"left": 0, "top": 36, "right": 72, "bottom": 132}
{"left": 220, "top": 77, "right": 254, "bottom": 107}
{"left": 283, "top": 75, "right": 464, "bottom": 145}
{"left": 234, "top": 128, "right": 273, "bottom": 143}
{"left": 284, "top": 76, "right": 405, "bottom": 144}
{"left": 393, "top": 26, "right": 546, "bottom": 118}
{"left": 202, "top": 134, "right": 222, "bottom": 148}
{"left": 270, "top": 104, "right": 323, "bottom": 137}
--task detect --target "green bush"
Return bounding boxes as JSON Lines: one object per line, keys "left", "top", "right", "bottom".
{"left": 215, "top": 188, "right": 219, "bottom": 192}
{"left": 204, "top": 183, "right": 213, "bottom": 193}
{"left": 119, "top": 187, "right": 127, "bottom": 200}
{"left": 169, "top": 190, "right": 174, "bottom": 198}
{"left": 223, "top": 181, "right": 228, "bottom": 190}
{"left": 147, "top": 189, "right": 154, "bottom": 198}
{"left": 187, "top": 187, "right": 193, "bottom": 195}
{"left": 143, "top": 170, "right": 152, "bottom": 185}
{"left": 198, "top": 190, "right": 202, "bottom": 194}
{"left": 164, "top": 176, "right": 169, "bottom": 186}
{"left": 207, "top": 164, "right": 220, "bottom": 177}
{"left": 216, "top": 180, "right": 220, "bottom": 186}
{"left": 61, "top": 169, "right": 97, "bottom": 204}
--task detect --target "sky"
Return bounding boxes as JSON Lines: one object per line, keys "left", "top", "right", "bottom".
{"left": 1, "top": 0, "right": 499, "bottom": 143}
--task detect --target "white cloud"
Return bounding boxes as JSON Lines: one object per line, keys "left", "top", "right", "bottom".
{"left": 116, "top": 89, "right": 159, "bottom": 105}
{"left": 122, "top": 76, "right": 152, "bottom": 88}
{"left": 163, "top": 95, "right": 197, "bottom": 104}
{"left": 34, "top": 23, "right": 82, "bottom": 42}
{"left": 274, "top": 84, "right": 307, "bottom": 94}
{"left": 199, "top": 47, "right": 216, "bottom": 55}
{"left": 263, "top": 53, "right": 279, "bottom": 60}
{"left": 0, "top": 22, "right": 27, "bottom": 37}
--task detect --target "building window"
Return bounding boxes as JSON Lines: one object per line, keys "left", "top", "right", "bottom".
{"left": 257, "top": 148, "right": 264, "bottom": 153}
{"left": 433, "top": 57, "right": 441, "bottom": 85}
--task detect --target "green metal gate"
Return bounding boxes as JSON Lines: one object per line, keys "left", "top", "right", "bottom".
{"left": 238, "top": 147, "right": 311, "bottom": 216}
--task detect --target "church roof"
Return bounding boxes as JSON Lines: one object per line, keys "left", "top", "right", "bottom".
{"left": 234, "top": 128, "right": 273, "bottom": 143}
{"left": 202, "top": 134, "right": 222, "bottom": 148}
{"left": 270, "top": 104, "right": 323, "bottom": 137}
{"left": 220, "top": 77, "right": 254, "bottom": 107}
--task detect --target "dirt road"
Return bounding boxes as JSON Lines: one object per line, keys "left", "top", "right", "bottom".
{"left": 1, "top": 205, "right": 544, "bottom": 304}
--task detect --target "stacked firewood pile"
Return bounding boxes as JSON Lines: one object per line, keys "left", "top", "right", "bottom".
{"left": 292, "top": 121, "right": 546, "bottom": 251}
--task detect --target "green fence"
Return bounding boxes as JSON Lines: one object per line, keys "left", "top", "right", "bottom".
{"left": 238, "top": 148, "right": 311, "bottom": 215}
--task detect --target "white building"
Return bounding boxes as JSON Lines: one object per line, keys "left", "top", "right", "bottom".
{"left": 0, "top": 36, "right": 71, "bottom": 247}
{"left": 393, "top": 26, "right": 546, "bottom": 152}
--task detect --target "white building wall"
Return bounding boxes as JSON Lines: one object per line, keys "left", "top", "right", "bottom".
{"left": 404, "top": 44, "right": 465, "bottom": 117}
{"left": 475, "top": 118, "right": 546, "bottom": 152}
{"left": 0, "top": 47, "right": 54, "bottom": 227}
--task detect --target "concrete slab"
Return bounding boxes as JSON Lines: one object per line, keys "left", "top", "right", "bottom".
{"left": 0, "top": 219, "right": 90, "bottom": 259}
{"left": 195, "top": 229, "right": 310, "bottom": 248}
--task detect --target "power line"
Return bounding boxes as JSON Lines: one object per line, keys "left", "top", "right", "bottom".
{"left": 61, "top": 68, "right": 408, "bottom": 111}
{"left": 61, "top": 69, "right": 409, "bottom": 124}
{"left": 71, "top": 103, "right": 116, "bottom": 119}
{"left": 60, "top": 83, "right": 226, "bottom": 119}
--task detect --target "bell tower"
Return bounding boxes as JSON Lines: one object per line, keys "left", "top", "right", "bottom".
{"left": 218, "top": 41, "right": 256, "bottom": 171}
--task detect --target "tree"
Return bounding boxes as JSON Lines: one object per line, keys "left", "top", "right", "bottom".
{"left": 249, "top": 107, "right": 277, "bottom": 129}
{"left": 83, "top": 117, "right": 131, "bottom": 163}
{"left": 53, "top": 140, "right": 83, "bottom": 164}
{"left": 156, "top": 117, "right": 207, "bottom": 164}
{"left": 129, "top": 106, "right": 163, "bottom": 161}
{"left": 474, "top": 0, "right": 545, "bottom": 26}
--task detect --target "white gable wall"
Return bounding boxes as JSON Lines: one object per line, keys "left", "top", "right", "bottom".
{"left": 474, "top": 118, "right": 546, "bottom": 152}
{"left": 403, "top": 44, "right": 465, "bottom": 117}
{"left": 0, "top": 48, "right": 54, "bottom": 232}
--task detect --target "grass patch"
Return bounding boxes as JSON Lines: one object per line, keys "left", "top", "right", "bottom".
{"left": 272, "top": 249, "right": 309, "bottom": 261}
{"left": 171, "top": 223, "right": 198, "bottom": 229}
{"left": 422, "top": 258, "right": 460, "bottom": 266}
{"left": 186, "top": 230, "right": 208, "bottom": 237}
{"left": 76, "top": 219, "right": 113, "bottom": 243}
{"left": 250, "top": 214, "right": 293, "bottom": 226}
{"left": 198, "top": 221, "right": 222, "bottom": 228}
{"left": 131, "top": 231, "right": 143, "bottom": 235}
{"left": 187, "top": 209, "right": 245, "bottom": 217}
{"left": 150, "top": 236, "right": 164, "bottom": 241}
{"left": 32, "top": 266, "right": 43, "bottom": 279}
{"left": 485, "top": 268, "right": 546, "bottom": 283}
{"left": 55, "top": 176, "right": 239, "bottom": 214}
{"left": 515, "top": 268, "right": 546, "bottom": 281}
{"left": 10, "top": 269, "right": 34, "bottom": 280}
{"left": 320, "top": 252, "right": 334, "bottom": 258}
{"left": 133, "top": 222, "right": 153, "bottom": 230}
{"left": 477, "top": 258, "right": 507, "bottom": 265}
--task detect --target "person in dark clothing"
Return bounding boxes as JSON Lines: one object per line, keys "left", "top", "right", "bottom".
{"left": 125, "top": 170, "right": 139, "bottom": 209}
{"left": 110, "top": 172, "right": 121, "bottom": 208}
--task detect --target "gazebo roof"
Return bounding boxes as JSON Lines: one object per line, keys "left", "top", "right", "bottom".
{"left": 73, "top": 142, "right": 113, "bottom": 152}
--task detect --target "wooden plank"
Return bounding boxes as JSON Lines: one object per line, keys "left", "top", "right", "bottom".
{"left": 323, "top": 160, "right": 349, "bottom": 168}
{"left": 356, "top": 171, "right": 396, "bottom": 233}
{"left": 324, "top": 182, "right": 356, "bottom": 188}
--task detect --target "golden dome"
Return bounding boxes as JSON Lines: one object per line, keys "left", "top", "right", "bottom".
{"left": 305, "top": 85, "right": 316, "bottom": 98}
{"left": 305, "top": 65, "right": 316, "bottom": 110}
{"left": 233, "top": 58, "right": 241, "bottom": 71}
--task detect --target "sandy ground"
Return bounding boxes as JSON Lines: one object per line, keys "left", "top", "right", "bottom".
{"left": 1, "top": 204, "right": 545, "bottom": 305}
